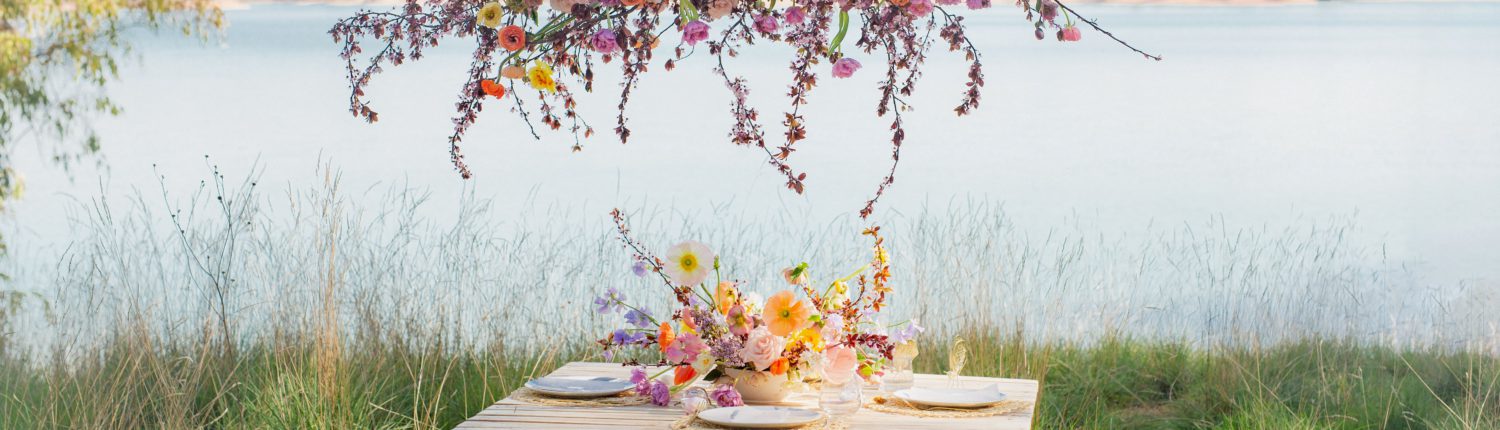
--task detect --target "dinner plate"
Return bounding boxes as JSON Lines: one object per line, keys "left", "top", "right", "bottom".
{"left": 696, "top": 406, "right": 825, "bottom": 429}
{"left": 894, "top": 385, "right": 1008, "bottom": 408}
{"left": 523, "top": 376, "right": 635, "bottom": 398}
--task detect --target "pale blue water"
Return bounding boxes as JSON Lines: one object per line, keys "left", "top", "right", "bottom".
{"left": 4, "top": 2, "right": 1499, "bottom": 346}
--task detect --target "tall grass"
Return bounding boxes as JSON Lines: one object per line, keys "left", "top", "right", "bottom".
{"left": 0, "top": 163, "right": 1496, "bottom": 428}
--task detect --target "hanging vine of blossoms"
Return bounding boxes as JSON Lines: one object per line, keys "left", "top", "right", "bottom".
{"left": 330, "top": 0, "right": 1158, "bottom": 218}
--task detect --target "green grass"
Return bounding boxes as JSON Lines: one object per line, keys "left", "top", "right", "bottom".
{"left": 2, "top": 328, "right": 1495, "bottom": 429}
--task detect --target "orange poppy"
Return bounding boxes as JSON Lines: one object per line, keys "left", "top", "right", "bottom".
{"left": 480, "top": 79, "right": 506, "bottom": 98}
{"left": 762, "top": 290, "right": 812, "bottom": 337}
{"left": 768, "top": 357, "right": 790, "bottom": 376}
{"left": 673, "top": 365, "right": 697, "bottom": 385}
{"left": 499, "top": 25, "right": 527, "bottom": 52}
{"left": 658, "top": 322, "right": 676, "bottom": 352}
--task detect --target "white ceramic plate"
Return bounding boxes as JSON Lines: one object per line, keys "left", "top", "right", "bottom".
{"left": 894, "top": 384, "right": 1008, "bottom": 408}
{"left": 523, "top": 376, "right": 634, "bottom": 398}
{"left": 696, "top": 406, "right": 825, "bottom": 429}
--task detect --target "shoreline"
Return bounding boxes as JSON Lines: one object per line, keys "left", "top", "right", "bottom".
{"left": 211, "top": 0, "right": 1497, "bottom": 10}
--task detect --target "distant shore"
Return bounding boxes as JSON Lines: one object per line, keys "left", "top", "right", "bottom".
{"left": 212, "top": 0, "right": 1340, "bottom": 10}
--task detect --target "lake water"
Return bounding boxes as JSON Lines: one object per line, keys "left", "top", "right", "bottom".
{"left": 4, "top": 2, "right": 1498, "bottom": 347}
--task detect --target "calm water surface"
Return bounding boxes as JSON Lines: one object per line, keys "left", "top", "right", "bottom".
{"left": 4, "top": 2, "right": 1498, "bottom": 344}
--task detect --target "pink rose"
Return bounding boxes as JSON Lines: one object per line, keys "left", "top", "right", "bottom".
{"left": 703, "top": 0, "right": 737, "bottom": 20}
{"left": 739, "top": 327, "right": 786, "bottom": 371}
{"left": 683, "top": 20, "right": 710, "bottom": 46}
{"left": 823, "top": 346, "right": 859, "bottom": 385}
{"left": 831, "top": 58, "right": 861, "bottom": 79}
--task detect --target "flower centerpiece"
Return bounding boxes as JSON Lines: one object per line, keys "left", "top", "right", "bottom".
{"left": 596, "top": 209, "right": 924, "bottom": 405}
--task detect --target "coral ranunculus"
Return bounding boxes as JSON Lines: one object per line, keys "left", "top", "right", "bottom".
{"left": 499, "top": 25, "right": 527, "bottom": 51}
{"left": 480, "top": 79, "right": 506, "bottom": 98}
{"left": 501, "top": 65, "right": 525, "bottom": 79}
{"left": 768, "top": 357, "right": 790, "bottom": 375}
{"left": 761, "top": 290, "right": 811, "bottom": 337}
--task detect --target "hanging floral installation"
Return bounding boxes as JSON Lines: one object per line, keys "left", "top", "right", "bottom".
{"left": 330, "top": 0, "right": 1158, "bottom": 217}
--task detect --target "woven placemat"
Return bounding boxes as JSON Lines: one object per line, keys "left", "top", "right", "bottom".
{"left": 669, "top": 415, "right": 849, "bottom": 430}
{"left": 508, "top": 387, "right": 652, "bottom": 407}
{"left": 866, "top": 396, "right": 1033, "bottom": 419}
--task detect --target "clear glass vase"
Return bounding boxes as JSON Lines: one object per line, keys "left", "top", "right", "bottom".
{"left": 818, "top": 377, "right": 862, "bottom": 418}
{"left": 881, "top": 355, "right": 915, "bottom": 393}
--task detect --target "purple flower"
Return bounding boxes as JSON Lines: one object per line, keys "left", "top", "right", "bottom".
{"left": 631, "top": 261, "right": 649, "bottom": 277}
{"left": 889, "top": 319, "right": 926, "bottom": 345}
{"left": 832, "top": 58, "right": 861, "bottom": 79}
{"left": 907, "top": 0, "right": 933, "bottom": 17}
{"left": 967, "top": 0, "right": 990, "bottom": 9}
{"left": 709, "top": 383, "right": 743, "bottom": 407}
{"left": 708, "top": 335, "right": 745, "bottom": 367}
{"left": 591, "top": 28, "right": 618, "bottom": 52}
{"left": 682, "top": 20, "right": 710, "bottom": 46}
{"left": 594, "top": 287, "right": 626, "bottom": 313}
{"left": 754, "top": 14, "right": 778, "bottom": 33}
{"left": 631, "top": 367, "right": 650, "bottom": 392}
{"left": 648, "top": 380, "right": 672, "bottom": 406}
{"left": 784, "top": 6, "right": 806, "bottom": 25}
{"left": 625, "top": 308, "right": 654, "bottom": 327}
{"left": 611, "top": 329, "right": 646, "bottom": 345}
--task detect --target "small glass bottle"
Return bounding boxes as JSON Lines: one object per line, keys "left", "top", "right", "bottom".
{"left": 882, "top": 341, "right": 918, "bottom": 393}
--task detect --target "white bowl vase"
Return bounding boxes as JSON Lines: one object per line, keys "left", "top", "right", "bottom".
{"left": 723, "top": 368, "right": 793, "bottom": 404}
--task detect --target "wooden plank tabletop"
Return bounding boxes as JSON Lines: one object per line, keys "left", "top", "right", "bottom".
{"left": 458, "top": 362, "right": 1037, "bottom": 429}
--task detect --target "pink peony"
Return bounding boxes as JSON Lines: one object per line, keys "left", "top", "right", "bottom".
{"left": 907, "top": 0, "right": 933, "bottom": 17}
{"left": 784, "top": 6, "right": 806, "bottom": 25}
{"left": 831, "top": 58, "right": 861, "bottom": 79}
{"left": 739, "top": 327, "right": 786, "bottom": 371}
{"left": 823, "top": 346, "right": 859, "bottom": 385}
{"left": 682, "top": 20, "right": 710, "bottom": 46}
{"left": 591, "top": 28, "right": 619, "bottom": 52}
{"left": 754, "top": 14, "right": 778, "bottom": 33}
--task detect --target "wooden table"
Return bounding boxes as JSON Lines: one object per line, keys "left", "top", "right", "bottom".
{"left": 458, "top": 362, "right": 1038, "bottom": 429}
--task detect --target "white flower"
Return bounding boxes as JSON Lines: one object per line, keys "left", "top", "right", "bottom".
{"left": 691, "top": 350, "right": 716, "bottom": 376}
{"left": 663, "top": 241, "right": 715, "bottom": 287}
{"left": 798, "top": 349, "right": 825, "bottom": 380}
{"left": 743, "top": 292, "right": 765, "bottom": 314}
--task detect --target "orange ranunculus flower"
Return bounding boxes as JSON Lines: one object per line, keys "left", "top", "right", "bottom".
{"left": 501, "top": 65, "right": 526, "bottom": 79}
{"left": 658, "top": 322, "right": 676, "bottom": 352}
{"left": 714, "top": 281, "right": 737, "bottom": 314}
{"left": 480, "top": 79, "right": 506, "bottom": 98}
{"left": 768, "top": 357, "right": 790, "bottom": 376}
{"left": 673, "top": 365, "right": 697, "bottom": 385}
{"left": 762, "top": 290, "right": 811, "bottom": 337}
{"left": 891, "top": 0, "right": 910, "bottom": 5}
{"left": 621, "top": 0, "right": 644, "bottom": 6}
{"left": 499, "top": 25, "right": 527, "bottom": 52}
